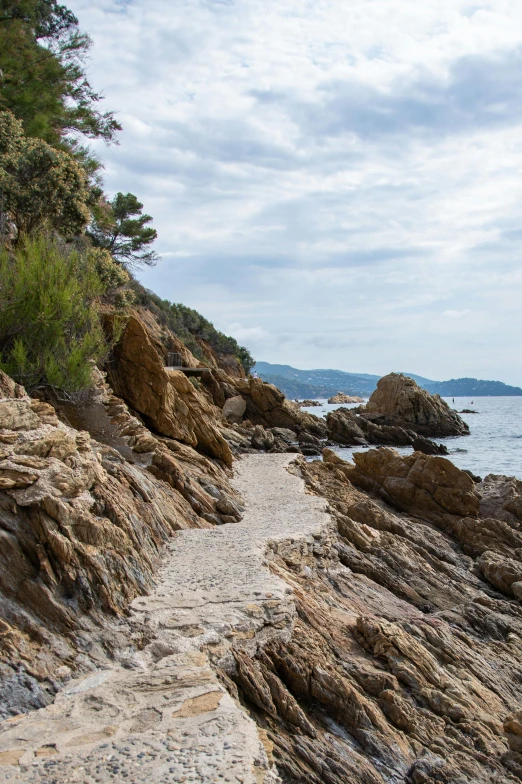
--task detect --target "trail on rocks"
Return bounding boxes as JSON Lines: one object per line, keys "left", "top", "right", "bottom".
{"left": 0, "top": 454, "right": 329, "bottom": 784}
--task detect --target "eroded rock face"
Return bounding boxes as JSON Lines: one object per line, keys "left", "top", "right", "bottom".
{"left": 227, "top": 453, "right": 522, "bottom": 783}
{"left": 345, "top": 447, "right": 480, "bottom": 522}
{"left": 106, "top": 313, "right": 232, "bottom": 465}
{"left": 365, "top": 373, "right": 469, "bottom": 437}
{"left": 0, "top": 373, "right": 238, "bottom": 718}
{"left": 232, "top": 377, "right": 327, "bottom": 438}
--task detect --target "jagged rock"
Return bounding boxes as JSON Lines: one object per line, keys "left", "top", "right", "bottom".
{"left": 106, "top": 313, "right": 232, "bottom": 465}
{"left": 222, "top": 395, "right": 247, "bottom": 424}
{"left": 327, "top": 393, "right": 364, "bottom": 404}
{"left": 326, "top": 408, "right": 368, "bottom": 445}
{"left": 412, "top": 436, "right": 449, "bottom": 455}
{"left": 0, "top": 373, "right": 237, "bottom": 717}
{"left": 231, "top": 377, "right": 327, "bottom": 438}
{"left": 271, "top": 427, "right": 298, "bottom": 443}
{"left": 251, "top": 425, "right": 274, "bottom": 451}
{"left": 365, "top": 373, "right": 469, "bottom": 437}
{"left": 0, "top": 371, "right": 25, "bottom": 400}
{"left": 325, "top": 375, "right": 468, "bottom": 448}
{"left": 297, "top": 399, "right": 321, "bottom": 407}
{"left": 477, "top": 551, "right": 522, "bottom": 596}
{"left": 346, "top": 447, "right": 480, "bottom": 521}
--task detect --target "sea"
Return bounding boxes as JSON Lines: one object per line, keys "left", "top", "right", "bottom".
{"left": 301, "top": 397, "right": 522, "bottom": 480}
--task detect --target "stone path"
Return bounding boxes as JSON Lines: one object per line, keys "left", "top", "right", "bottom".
{"left": 0, "top": 454, "right": 330, "bottom": 783}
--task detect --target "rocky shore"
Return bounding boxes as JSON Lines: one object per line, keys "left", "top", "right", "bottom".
{"left": 1, "top": 305, "right": 521, "bottom": 784}
{"left": 326, "top": 372, "right": 468, "bottom": 453}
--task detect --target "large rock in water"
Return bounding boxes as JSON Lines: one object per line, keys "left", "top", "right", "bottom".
{"left": 327, "top": 393, "right": 364, "bottom": 404}
{"left": 326, "top": 373, "right": 468, "bottom": 447}
{"left": 365, "top": 372, "right": 469, "bottom": 437}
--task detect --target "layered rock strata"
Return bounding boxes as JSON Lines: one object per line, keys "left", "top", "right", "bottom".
{"left": 0, "top": 454, "right": 329, "bottom": 783}
{"left": 0, "top": 371, "right": 241, "bottom": 718}
{"left": 106, "top": 311, "right": 327, "bottom": 460}
{"left": 224, "top": 449, "right": 522, "bottom": 783}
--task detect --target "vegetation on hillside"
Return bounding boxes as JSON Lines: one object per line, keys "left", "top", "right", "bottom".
{"left": 131, "top": 282, "right": 254, "bottom": 374}
{"left": 0, "top": 0, "right": 121, "bottom": 153}
{"left": 0, "top": 0, "right": 255, "bottom": 392}
{"left": 0, "top": 111, "right": 91, "bottom": 239}
{"left": 88, "top": 192, "right": 159, "bottom": 269}
{"left": 0, "top": 237, "right": 125, "bottom": 393}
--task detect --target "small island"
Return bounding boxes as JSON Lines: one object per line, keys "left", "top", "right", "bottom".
{"left": 328, "top": 392, "right": 365, "bottom": 404}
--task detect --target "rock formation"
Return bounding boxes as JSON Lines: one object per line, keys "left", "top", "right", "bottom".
{"left": 326, "top": 373, "right": 468, "bottom": 449}
{"left": 106, "top": 313, "right": 233, "bottom": 465}
{"left": 0, "top": 368, "right": 242, "bottom": 718}
{"left": 327, "top": 392, "right": 364, "bottom": 404}
{"left": 365, "top": 372, "right": 469, "bottom": 437}
{"left": 224, "top": 448, "right": 522, "bottom": 783}
{"left": 3, "top": 304, "right": 522, "bottom": 784}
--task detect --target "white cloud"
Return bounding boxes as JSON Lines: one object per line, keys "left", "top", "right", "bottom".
{"left": 441, "top": 309, "right": 472, "bottom": 319}
{"left": 67, "top": 0, "right": 522, "bottom": 384}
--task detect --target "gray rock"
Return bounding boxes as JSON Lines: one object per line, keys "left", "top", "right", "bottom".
{"left": 216, "top": 495, "right": 243, "bottom": 516}
{"left": 271, "top": 427, "right": 298, "bottom": 443}
{"left": 222, "top": 396, "right": 247, "bottom": 424}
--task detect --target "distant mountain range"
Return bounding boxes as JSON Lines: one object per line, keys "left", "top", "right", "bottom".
{"left": 254, "top": 362, "right": 522, "bottom": 398}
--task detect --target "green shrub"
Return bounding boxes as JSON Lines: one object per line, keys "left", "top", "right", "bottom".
{"left": 0, "top": 111, "right": 91, "bottom": 240}
{"left": 0, "top": 235, "right": 115, "bottom": 393}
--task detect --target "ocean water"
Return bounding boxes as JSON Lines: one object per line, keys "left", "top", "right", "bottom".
{"left": 301, "top": 397, "right": 522, "bottom": 480}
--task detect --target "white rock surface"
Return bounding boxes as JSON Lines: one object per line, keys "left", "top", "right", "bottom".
{"left": 0, "top": 454, "right": 330, "bottom": 783}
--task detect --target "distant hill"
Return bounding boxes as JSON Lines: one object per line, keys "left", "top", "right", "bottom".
{"left": 253, "top": 362, "right": 380, "bottom": 398}
{"left": 254, "top": 362, "right": 522, "bottom": 398}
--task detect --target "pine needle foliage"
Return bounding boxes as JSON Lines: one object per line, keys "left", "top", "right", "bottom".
{"left": 0, "top": 235, "right": 115, "bottom": 393}
{"left": 0, "top": 110, "right": 91, "bottom": 239}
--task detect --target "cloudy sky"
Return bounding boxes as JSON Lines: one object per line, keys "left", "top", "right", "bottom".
{"left": 69, "top": 0, "right": 522, "bottom": 384}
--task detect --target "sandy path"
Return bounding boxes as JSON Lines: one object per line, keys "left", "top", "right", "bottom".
{"left": 0, "top": 454, "right": 330, "bottom": 784}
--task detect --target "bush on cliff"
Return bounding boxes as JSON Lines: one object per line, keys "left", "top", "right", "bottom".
{"left": 0, "top": 236, "right": 120, "bottom": 393}
{"left": 87, "top": 192, "right": 159, "bottom": 269}
{"left": 0, "top": 111, "right": 91, "bottom": 240}
{"left": 130, "top": 281, "right": 255, "bottom": 373}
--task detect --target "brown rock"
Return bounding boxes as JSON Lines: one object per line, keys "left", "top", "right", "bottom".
{"left": 477, "top": 550, "right": 522, "bottom": 596}
{"left": 364, "top": 373, "right": 469, "bottom": 437}
{"left": 222, "top": 395, "right": 246, "bottom": 424}
{"left": 347, "top": 447, "right": 480, "bottom": 521}
{"left": 106, "top": 313, "right": 232, "bottom": 465}
{"left": 327, "top": 393, "right": 364, "bottom": 404}
{"left": 231, "top": 378, "right": 327, "bottom": 437}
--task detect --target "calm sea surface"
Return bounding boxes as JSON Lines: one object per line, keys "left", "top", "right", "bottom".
{"left": 301, "top": 397, "right": 522, "bottom": 480}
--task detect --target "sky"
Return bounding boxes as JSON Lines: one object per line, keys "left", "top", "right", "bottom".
{"left": 68, "top": 0, "right": 522, "bottom": 384}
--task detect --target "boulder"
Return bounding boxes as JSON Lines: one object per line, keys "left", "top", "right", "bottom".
{"left": 412, "top": 436, "right": 449, "bottom": 456}
{"left": 230, "top": 378, "right": 327, "bottom": 438}
{"left": 327, "top": 393, "right": 364, "bottom": 404}
{"left": 346, "top": 447, "right": 480, "bottom": 522}
{"left": 222, "top": 395, "right": 247, "bottom": 424}
{"left": 326, "top": 409, "right": 367, "bottom": 445}
{"left": 326, "top": 408, "right": 414, "bottom": 447}
{"left": 477, "top": 550, "right": 522, "bottom": 596}
{"left": 364, "top": 373, "right": 469, "bottom": 437}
